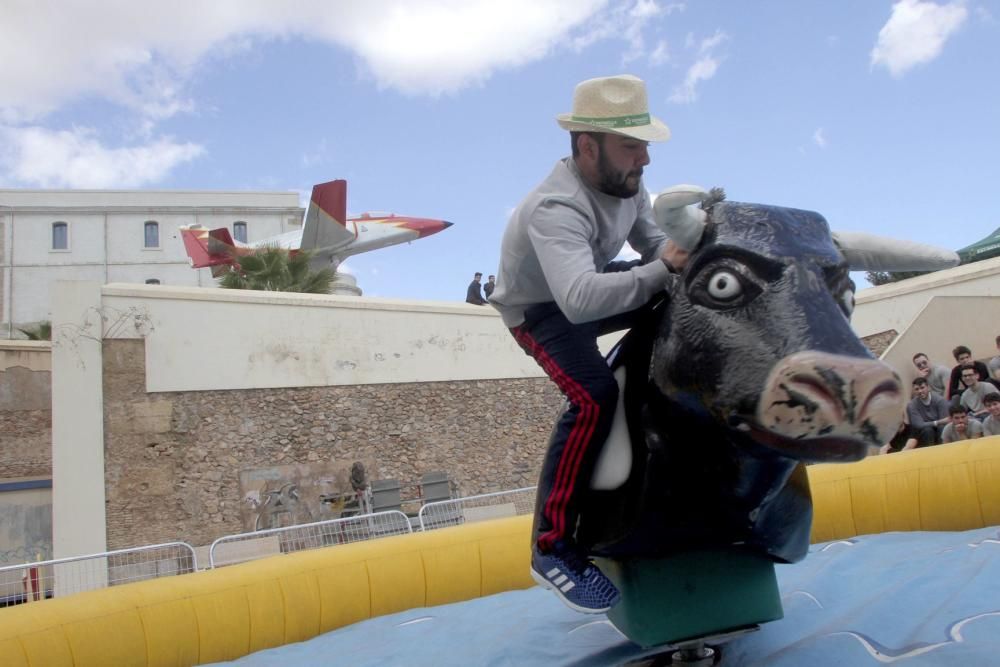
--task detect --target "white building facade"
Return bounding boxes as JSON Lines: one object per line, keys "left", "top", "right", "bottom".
{"left": 0, "top": 188, "right": 303, "bottom": 337}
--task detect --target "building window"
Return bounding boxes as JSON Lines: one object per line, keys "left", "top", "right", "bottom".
{"left": 233, "top": 221, "right": 248, "bottom": 243}
{"left": 52, "top": 222, "right": 68, "bottom": 250}
{"left": 145, "top": 279, "right": 161, "bottom": 285}
{"left": 144, "top": 221, "right": 159, "bottom": 248}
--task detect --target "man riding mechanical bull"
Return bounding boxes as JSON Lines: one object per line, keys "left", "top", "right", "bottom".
{"left": 489, "top": 74, "right": 959, "bottom": 615}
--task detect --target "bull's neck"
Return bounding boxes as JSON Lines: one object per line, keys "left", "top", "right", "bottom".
{"left": 646, "top": 383, "right": 799, "bottom": 510}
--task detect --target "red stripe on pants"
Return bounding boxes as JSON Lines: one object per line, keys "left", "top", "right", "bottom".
{"left": 513, "top": 327, "right": 602, "bottom": 550}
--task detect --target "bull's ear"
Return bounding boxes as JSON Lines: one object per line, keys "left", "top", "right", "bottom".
{"left": 831, "top": 231, "right": 960, "bottom": 272}
{"left": 663, "top": 272, "right": 681, "bottom": 296}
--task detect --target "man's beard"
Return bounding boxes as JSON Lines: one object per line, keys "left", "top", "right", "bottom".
{"left": 596, "top": 149, "right": 642, "bottom": 198}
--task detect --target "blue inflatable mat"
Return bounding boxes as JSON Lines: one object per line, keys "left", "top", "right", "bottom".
{"left": 210, "top": 527, "right": 1000, "bottom": 666}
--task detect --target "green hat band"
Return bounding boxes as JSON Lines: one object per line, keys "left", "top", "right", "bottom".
{"left": 570, "top": 112, "right": 651, "bottom": 129}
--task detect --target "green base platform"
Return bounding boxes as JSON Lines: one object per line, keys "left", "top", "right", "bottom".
{"left": 595, "top": 548, "right": 784, "bottom": 648}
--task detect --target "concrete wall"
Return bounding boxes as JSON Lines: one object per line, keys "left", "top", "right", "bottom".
{"left": 99, "top": 283, "right": 544, "bottom": 391}
{"left": 52, "top": 283, "right": 557, "bottom": 557}
{"left": 853, "top": 256, "right": 1000, "bottom": 338}
{"left": 880, "top": 295, "right": 1000, "bottom": 387}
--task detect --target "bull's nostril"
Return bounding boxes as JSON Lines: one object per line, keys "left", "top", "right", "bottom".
{"left": 858, "top": 379, "right": 903, "bottom": 423}
{"left": 784, "top": 374, "right": 843, "bottom": 422}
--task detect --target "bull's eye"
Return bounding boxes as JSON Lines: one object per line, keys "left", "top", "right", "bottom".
{"left": 689, "top": 260, "right": 763, "bottom": 310}
{"left": 707, "top": 270, "right": 742, "bottom": 301}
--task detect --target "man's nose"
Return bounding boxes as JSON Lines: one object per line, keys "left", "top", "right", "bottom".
{"left": 637, "top": 146, "right": 650, "bottom": 167}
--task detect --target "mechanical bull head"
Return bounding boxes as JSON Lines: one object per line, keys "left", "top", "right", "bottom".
{"left": 582, "top": 193, "right": 958, "bottom": 563}
{"left": 653, "top": 202, "right": 903, "bottom": 462}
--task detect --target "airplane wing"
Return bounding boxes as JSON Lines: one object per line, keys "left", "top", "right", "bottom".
{"left": 300, "top": 179, "right": 354, "bottom": 251}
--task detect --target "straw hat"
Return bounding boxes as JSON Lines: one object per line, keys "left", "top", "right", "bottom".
{"left": 556, "top": 74, "right": 670, "bottom": 142}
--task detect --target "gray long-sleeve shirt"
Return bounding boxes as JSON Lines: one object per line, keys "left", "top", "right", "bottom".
{"left": 906, "top": 394, "right": 950, "bottom": 431}
{"left": 490, "top": 158, "right": 670, "bottom": 328}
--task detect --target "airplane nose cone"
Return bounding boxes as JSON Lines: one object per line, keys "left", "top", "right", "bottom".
{"left": 403, "top": 218, "right": 454, "bottom": 238}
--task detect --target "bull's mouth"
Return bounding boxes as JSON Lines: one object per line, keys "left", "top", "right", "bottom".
{"left": 728, "top": 416, "right": 870, "bottom": 463}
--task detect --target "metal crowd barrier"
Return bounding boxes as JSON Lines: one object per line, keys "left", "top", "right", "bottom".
{"left": 0, "top": 541, "right": 197, "bottom": 606}
{"left": 417, "top": 486, "right": 537, "bottom": 531}
{"left": 208, "top": 509, "right": 412, "bottom": 568}
{"left": 0, "top": 489, "right": 538, "bottom": 608}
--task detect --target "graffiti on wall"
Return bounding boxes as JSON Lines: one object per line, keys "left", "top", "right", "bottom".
{"left": 238, "top": 459, "right": 373, "bottom": 532}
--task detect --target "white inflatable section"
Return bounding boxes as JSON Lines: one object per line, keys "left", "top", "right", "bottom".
{"left": 590, "top": 366, "right": 631, "bottom": 490}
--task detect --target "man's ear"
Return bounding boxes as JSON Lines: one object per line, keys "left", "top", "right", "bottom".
{"left": 578, "top": 133, "right": 600, "bottom": 161}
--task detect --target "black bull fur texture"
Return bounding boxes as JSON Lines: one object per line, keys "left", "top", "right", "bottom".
{"left": 578, "top": 201, "right": 903, "bottom": 563}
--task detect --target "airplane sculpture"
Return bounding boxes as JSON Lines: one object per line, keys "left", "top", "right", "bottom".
{"left": 180, "top": 179, "right": 452, "bottom": 275}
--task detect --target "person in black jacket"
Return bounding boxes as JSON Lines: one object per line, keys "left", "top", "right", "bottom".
{"left": 465, "top": 272, "right": 487, "bottom": 305}
{"left": 946, "top": 345, "right": 991, "bottom": 404}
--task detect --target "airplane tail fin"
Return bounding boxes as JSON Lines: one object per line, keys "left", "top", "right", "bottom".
{"left": 301, "top": 179, "right": 353, "bottom": 251}
{"left": 180, "top": 226, "right": 238, "bottom": 269}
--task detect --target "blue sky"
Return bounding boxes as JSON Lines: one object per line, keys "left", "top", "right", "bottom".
{"left": 1, "top": 0, "right": 997, "bottom": 301}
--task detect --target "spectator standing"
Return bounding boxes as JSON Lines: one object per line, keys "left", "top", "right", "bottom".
{"left": 466, "top": 272, "right": 487, "bottom": 305}
{"left": 906, "top": 377, "right": 950, "bottom": 445}
{"left": 942, "top": 406, "right": 984, "bottom": 443}
{"left": 981, "top": 392, "right": 1000, "bottom": 436}
{"left": 484, "top": 274, "right": 496, "bottom": 299}
{"left": 911, "top": 352, "right": 950, "bottom": 398}
{"left": 958, "top": 365, "right": 999, "bottom": 420}
{"left": 946, "top": 345, "right": 991, "bottom": 402}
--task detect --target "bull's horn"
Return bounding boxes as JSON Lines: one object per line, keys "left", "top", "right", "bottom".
{"left": 653, "top": 185, "right": 713, "bottom": 251}
{"left": 831, "top": 231, "right": 960, "bottom": 272}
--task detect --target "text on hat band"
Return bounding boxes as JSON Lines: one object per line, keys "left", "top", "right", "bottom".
{"left": 569, "top": 112, "right": 651, "bottom": 129}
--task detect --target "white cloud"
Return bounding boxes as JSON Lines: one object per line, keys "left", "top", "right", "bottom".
{"left": 0, "top": 0, "right": 610, "bottom": 123}
{"left": 669, "top": 30, "right": 727, "bottom": 104}
{"left": 0, "top": 126, "right": 204, "bottom": 188}
{"left": 698, "top": 29, "right": 727, "bottom": 53}
{"left": 649, "top": 40, "right": 671, "bottom": 66}
{"left": 813, "top": 128, "right": 828, "bottom": 148}
{"left": 572, "top": 1, "right": 684, "bottom": 66}
{"left": 871, "top": 0, "right": 968, "bottom": 77}
{"left": 0, "top": 0, "right": 623, "bottom": 187}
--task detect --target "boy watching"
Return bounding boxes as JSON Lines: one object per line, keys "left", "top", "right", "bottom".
{"left": 958, "top": 364, "right": 998, "bottom": 420}
{"left": 942, "top": 405, "right": 984, "bottom": 443}
{"left": 982, "top": 392, "right": 1000, "bottom": 437}
{"left": 906, "top": 376, "right": 950, "bottom": 445}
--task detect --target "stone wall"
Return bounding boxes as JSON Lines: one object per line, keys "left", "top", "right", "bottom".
{"left": 0, "top": 359, "right": 52, "bottom": 480}
{"left": 0, "top": 408, "right": 51, "bottom": 479}
{"left": 102, "top": 339, "right": 562, "bottom": 550}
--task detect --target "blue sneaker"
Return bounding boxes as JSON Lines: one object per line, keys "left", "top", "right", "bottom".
{"left": 530, "top": 545, "right": 620, "bottom": 614}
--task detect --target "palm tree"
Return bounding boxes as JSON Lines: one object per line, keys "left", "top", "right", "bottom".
{"left": 217, "top": 245, "right": 334, "bottom": 294}
{"left": 18, "top": 321, "right": 52, "bottom": 340}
